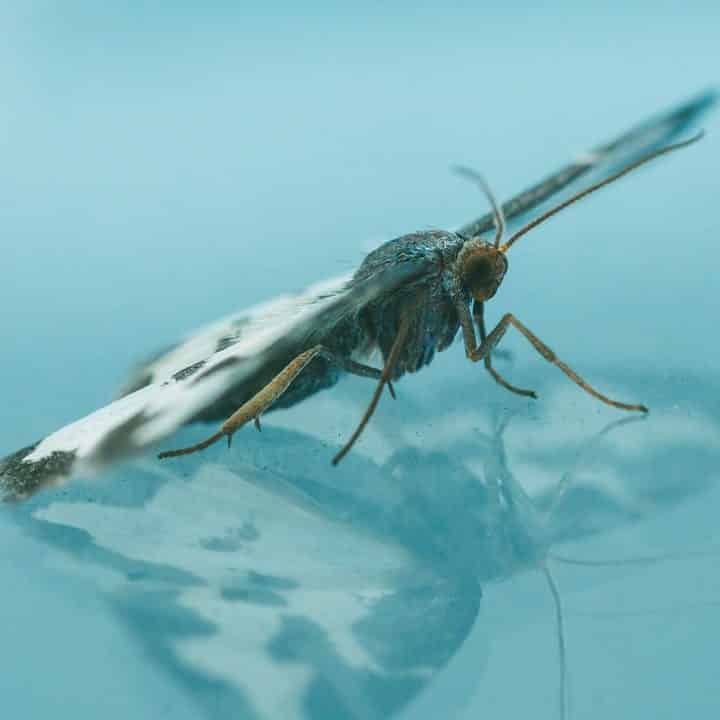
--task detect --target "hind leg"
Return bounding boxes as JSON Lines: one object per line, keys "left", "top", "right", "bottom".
{"left": 158, "top": 346, "right": 388, "bottom": 458}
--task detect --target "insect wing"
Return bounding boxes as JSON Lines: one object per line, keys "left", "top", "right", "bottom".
{"left": 119, "top": 273, "right": 353, "bottom": 396}
{"left": 1, "top": 259, "right": 434, "bottom": 499}
{"left": 2, "top": 277, "right": 351, "bottom": 499}
{"left": 459, "top": 90, "right": 716, "bottom": 239}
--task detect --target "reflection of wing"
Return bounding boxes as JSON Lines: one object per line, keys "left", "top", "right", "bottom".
{"left": 459, "top": 90, "right": 717, "bottom": 238}
{"left": 1, "top": 259, "right": 433, "bottom": 500}
{"left": 11, "top": 376, "right": 720, "bottom": 720}
{"left": 14, "top": 439, "right": 483, "bottom": 720}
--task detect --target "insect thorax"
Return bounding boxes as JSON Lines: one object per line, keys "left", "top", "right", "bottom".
{"left": 349, "top": 230, "right": 468, "bottom": 379}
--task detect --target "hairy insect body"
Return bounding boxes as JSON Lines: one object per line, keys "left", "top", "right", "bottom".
{"left": 204, "top": 230, "right": 465, "bottom": 420}
{"left": 355, "top": 230, "right": 464, "bottom": 380}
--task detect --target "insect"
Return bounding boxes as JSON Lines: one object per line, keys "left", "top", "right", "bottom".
{"left": 0, "top": 91, "right": 715, "bottom": 500}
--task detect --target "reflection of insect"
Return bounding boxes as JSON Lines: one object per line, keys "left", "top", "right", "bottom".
{"left": 0, "top": 92, "right": 715, "bottom": 499}
{"left": 444, "top": 409, "right": 706, "bottom": 720}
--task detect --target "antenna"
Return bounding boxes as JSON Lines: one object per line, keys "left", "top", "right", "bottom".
{"left": 500, "top": 132, "right": 704, "bottom": 253}
{"left": 453, "top": 165, "right": 506, "bottom": 247}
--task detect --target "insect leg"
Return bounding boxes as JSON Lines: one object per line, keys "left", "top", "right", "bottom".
{"left": 332, "top": 312, "right": 413, "bottom": 466}
{"left": 473, "top": 301, "right": 537, "bottom": 399}
{"left": 329, "top": 354, "right": 397, "bottom": 399}
{"left": 457, "top": 303, "right": 647, "bottom": 412}
{"left": 158, "top": 346, "right": 391, "bottom": 459}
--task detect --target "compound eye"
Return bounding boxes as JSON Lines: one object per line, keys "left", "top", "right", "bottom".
{"left": 464, "top": 256, "right": 495, "bottom": 290}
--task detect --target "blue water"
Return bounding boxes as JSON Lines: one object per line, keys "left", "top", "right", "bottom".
{"left": 1, "top": 3, "right": 719, "bottom": 719}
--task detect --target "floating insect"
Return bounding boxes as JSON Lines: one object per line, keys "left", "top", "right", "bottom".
{"left": 0, "top": 91, "right": 715, "bottom": 500}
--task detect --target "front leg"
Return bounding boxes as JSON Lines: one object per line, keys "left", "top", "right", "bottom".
{"left": 456, "top": 302, "right": 647, "bottom": 412}
{"left": 473, "top": 301, "right": 537, "bottom": 399}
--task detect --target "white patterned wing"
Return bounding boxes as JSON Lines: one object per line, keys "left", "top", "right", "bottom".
{"left": 0, "top": 274, "right": 353, "bottom": 500}
{"left": 1, "top": 258, "right": 434, "bottom": 501}
{"left": 119, "top": 274, "right": 353, "bottom": 396}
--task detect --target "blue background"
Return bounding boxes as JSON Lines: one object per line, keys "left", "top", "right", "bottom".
{"left": 1, "top": 2, "right": 719, "bottom": 719}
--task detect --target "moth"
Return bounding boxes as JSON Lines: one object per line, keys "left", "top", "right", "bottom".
{"left": 1, "top": 91, "right": 715, "bottom": 500}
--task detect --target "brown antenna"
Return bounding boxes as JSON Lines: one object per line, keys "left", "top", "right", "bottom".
{"left": 499, "top": 131, "right": 705, "bottom": 254}
{"left": 453, "top": 165, "right": 506, "bottom": 247}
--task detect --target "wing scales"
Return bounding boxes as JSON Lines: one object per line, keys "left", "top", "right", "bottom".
{"left": 119, "top": 274, "right": 353, "bottom": 396}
